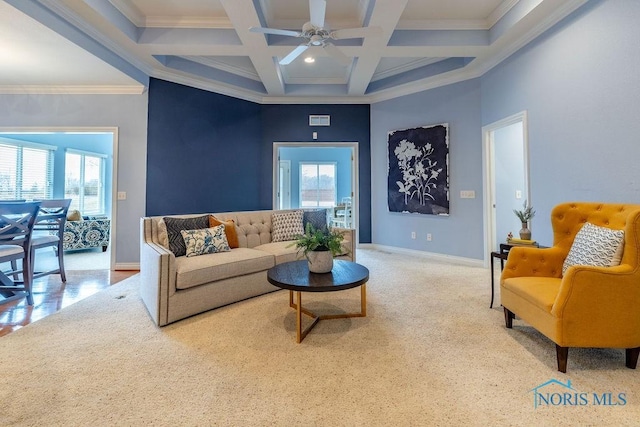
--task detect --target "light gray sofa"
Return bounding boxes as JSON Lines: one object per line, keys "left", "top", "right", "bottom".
{"left": 140, "top": 209, "right": 355, "bottom": 326}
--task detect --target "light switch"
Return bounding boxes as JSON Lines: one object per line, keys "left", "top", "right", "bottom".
{"left": 117, "top": 191, "right": 127, "bottom": 200}
{"left": 460, "top": 190, "right": 475, "bottom": 199}
{"left": 516, "top": 190, "right": 522, "bottom": 199}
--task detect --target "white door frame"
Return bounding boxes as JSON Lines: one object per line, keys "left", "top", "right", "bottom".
{"left": 482, "top": 111, "right": 530, "bottom": 267}
{"left": 273, "top": 142, "right": 359, "bottom": 239}
{"left": 0, "top": 126, "right": 118, "bottom": 271}
{"left": 277, "top": 159, "right": 291, "bottom": 209}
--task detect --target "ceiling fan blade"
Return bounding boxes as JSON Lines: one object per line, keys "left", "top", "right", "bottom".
{"left": 249, "top": 27, "right": 302, "bottom": 38}
{"left": 279, "top": 44, "right": 309, "bottom": 65}
{"left": 330, "top": 26, "right": 383, "bottom": 40}
{"left": 309, "top": 0, "right": 326, "bottom": 28}
{"left": 323, "top": 43, "right": 351, "bottom": 66}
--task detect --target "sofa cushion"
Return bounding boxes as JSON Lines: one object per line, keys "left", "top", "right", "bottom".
{"left": 174, "top": 248, "right": 275, "bottom": 290}
{"left": 254, "top": 241, "right": 300, "bottom": 264}
{"left": 209, "top": 215, "right": 239, "bottom": 248}
{"left": 271, "top": 210, "right": 304, "bottom": 242}
{"left": 181, "top": 225, "right": 230, "bottom": 257}
{"left": 164, "top": 215, "right": 210, "bottom": 257}
{"left": 562, "top": 222, "right": 625, "bottom": 275}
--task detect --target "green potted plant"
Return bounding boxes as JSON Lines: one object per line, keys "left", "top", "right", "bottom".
{"left": 290, "top": 223, "right": 346, "bottom": 273}
{"left": 513, "top": 200, "right": 535, "bottom": 240}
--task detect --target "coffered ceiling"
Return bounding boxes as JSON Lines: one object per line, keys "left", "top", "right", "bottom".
{"left": 1, "top": 0, "right": 587, "bottom": 103}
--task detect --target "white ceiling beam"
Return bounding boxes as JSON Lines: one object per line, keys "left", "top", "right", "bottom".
{"left": 219, "top": 0, "right": 285, "bottom": 95}
{"left": 347, "top": 0, "right": 409, "bottom": 95}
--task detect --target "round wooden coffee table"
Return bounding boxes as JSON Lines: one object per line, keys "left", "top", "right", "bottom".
{"left": 267, "top": 260, "right": 369, "bottom": 343}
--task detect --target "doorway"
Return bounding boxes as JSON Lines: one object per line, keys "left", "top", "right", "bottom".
{"left": 273, "top": 142, "right": 358, "bottom": 233}
{"left": 482, "top": 112, "right": 530, "bottom": 265}
{"left": 0, "top": 127, "right": 118, "bottom": 271}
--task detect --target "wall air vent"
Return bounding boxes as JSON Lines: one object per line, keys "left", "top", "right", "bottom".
{"left": 309, "top": 115, "right": 330, "bottom": 126}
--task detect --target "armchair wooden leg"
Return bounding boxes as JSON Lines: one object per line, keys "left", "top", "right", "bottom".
{"left": 503, "top": 307, "right": 514, "bottom": 328}
{"left": 625, "top": 347, "right": 640, "bottom": 369}
{"left": 556, "top": 345, "right": 568, "bottom": 373}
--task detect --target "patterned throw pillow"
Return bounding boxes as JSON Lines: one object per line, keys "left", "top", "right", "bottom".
{"left": 271, "top": 210, "right": 304, "bottom": 242}
{"left": 303, "top": 209, "right": 328, "bottom": 232}
{"left": 209, "top": 215, "right": 239, "bottom": 248}
{"left": 562, "top": 222, "right": 625, "bottom": 275}
{"left": 180, "top": 225, "right": 230, "bottom": 257}
{"left": 163, "top": 215, "right": 210, "bottom": 257}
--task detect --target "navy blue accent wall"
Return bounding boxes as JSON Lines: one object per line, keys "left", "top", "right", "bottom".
{"left": 146, "top": 79, "right": 263, "bottom": 215}
{"left": 261, "top": 104, "right": 371, "bottom": 242}
{"left": 146, "top": 78, "right": 371, "bottom": 242}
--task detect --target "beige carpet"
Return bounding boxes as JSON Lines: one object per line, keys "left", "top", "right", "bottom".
{"left": 1, "top": 249, "right": 638, "bottom": 426}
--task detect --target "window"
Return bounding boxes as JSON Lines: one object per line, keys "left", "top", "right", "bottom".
{"left": 64, "top": 150, "right": 106, "bottom": 215}
{"left": 0, "top": 140, "right": 55, "bottom": 200}
{"left": 300, "top": 163, "right": 336, "bottom": 207}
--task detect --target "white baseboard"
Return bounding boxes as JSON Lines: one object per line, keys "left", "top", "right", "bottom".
{"left": 358, "top": 243, "right": 484, "bottom": 268}
{"left": 114, "top": 263, "right": 140, "bottom": 271}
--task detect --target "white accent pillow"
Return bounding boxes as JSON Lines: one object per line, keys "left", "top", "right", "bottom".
{"left": 271, "top": 210, "right": 304, "bottom": 242}
{"left": 562, "top": 222, "right": 625, "bottom": 275}
{"left": 180, "top": 225, "right": 230, "bottom": 257}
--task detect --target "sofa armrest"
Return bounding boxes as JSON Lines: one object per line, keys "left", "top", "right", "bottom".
{"left": 333, "top": 227, "right": 356, "bottom": 262}
{"left": 140, "top": 217, "right": 176, "bottom": 326}
{"left": 501, "top": 246, "right": 565, "bottom": 282}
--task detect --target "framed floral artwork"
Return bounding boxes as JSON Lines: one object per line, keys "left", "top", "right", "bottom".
{"left": 387, "top": 123, "right": 449, "bottom": 215}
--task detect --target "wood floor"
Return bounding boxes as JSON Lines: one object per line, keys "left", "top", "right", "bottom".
{"left": 0, "top": 269, "right": 138, "bottom": 337}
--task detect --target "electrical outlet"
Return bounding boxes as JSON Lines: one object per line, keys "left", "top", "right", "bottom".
{"left": 427, "top": 233, "right": 432, "bottom": 241}
{"left": 411, "top": 231, "right": 416, "bottom": 239}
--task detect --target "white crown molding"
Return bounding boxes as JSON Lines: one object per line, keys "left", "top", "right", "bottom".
{"left": 0, "top": 85, "right": 145, "bottom": 95}
{"left": 181, "top": 56, "right": 261, "bottom": 81}
{"left": 144, "top": 16, "right": 233, "bottom": 29}
{"left": 284, "top": 77, "right": 348, "bottom": 85}
{"left": 109, "top": 0, "right": 145, "bottom": 27}
{"left": 371, "top": 57, "right": 443, "bottom": 82}
{"left": 487, "top": 0, "right": 520, "bottom": 28}
{"left": 396, "top": 19, "right": 490, "bottom": 30}
{"left": 152, "top": 69, "right": 264, "bottom": 104}
{"left": 396, "top": 0, "right": 518, "bottom": 30}
{"left": 471, "top": 0, "right": 589, "bottom": 78}
{"left": 40, "top": 0, "right": 154, "bottom": 76}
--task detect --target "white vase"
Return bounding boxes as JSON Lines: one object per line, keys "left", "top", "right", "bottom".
{"left": 307, "top": 250, "right": 333, "bottom": 273}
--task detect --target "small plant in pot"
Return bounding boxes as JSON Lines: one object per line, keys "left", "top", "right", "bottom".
{"left": 513, "top": 200, "right": 535, "bottom": 240}
{"left": 290, "top": 223, "right": 346, "bottom": 273}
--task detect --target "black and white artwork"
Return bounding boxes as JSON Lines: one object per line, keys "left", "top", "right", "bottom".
{"left": 387, "top": 123, "right": 449, "bottom": 215}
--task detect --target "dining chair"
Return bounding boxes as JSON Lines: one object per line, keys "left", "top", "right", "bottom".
{"left": 0, "top": 201, "right": 41, "bottom": 305}
{"left": 0, "top": 199, "right": 26, "bottom": 276}
{"left": 30, "top": 199, "right": 72, "bottom": 282}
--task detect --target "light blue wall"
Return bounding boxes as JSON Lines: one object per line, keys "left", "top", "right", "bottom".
{"left": 1, "top": 132, "right": 114, "bottom": 216}
{"left": 481, "top": 0, "right": 640, "bottom": 246}
{"left": 371, "top": 79, "right": 484, "bottom": 259}
{"left": 279, "top": 146, "right": 352, "bottom": 208}
{"left": 0, "top": 93, "right": 148, "bottom": 266}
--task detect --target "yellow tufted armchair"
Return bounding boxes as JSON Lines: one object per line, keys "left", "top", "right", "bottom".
{"left": 500, "top": 202, "right": 640, "bottom": 372}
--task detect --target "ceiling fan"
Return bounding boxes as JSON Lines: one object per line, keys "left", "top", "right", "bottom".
{"left": 249, "top": 0, "right": 382, "bottom": 66}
